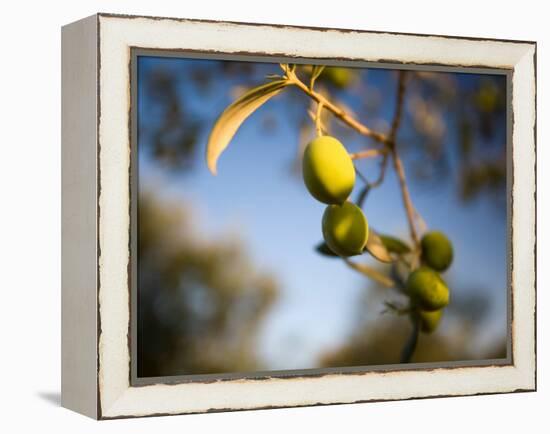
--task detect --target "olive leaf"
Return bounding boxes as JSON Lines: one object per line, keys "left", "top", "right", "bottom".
{"left": 382, "top": 300, "right": 411, "bottom": 315}
{"left": 310, "top": 65, "right": 326, "bottom": 88}
{"left": 355, "top": 185, "right": 370, "bottom": 209}
{"left": 344, "top": 259, "right": 395, "bottom": 288}
{"left": 378, "top": 234, "right": 411, "bottom": 254}
{"left": 315, "top": 241, "right": 339, "bottom": 258}
{"left": 206, "top": 79, "right": 289, "bottom": 175}
{"left": 364, "top": 230, "right": 393, "bottom": 263}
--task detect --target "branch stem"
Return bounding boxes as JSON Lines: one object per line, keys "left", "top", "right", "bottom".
{"left": 400, "top": 317, "right": 420, "bottom": 363}
{"left": 315, "top": 102, "right": 324, "bottom": 136}
{"left": 288, "top": 74, "right": 390, "bottom": 146}
{"left": 389, "top": 71, "right": 408, "bottom": 139}
{"left": 350, "top": 149, "right": 386, "bottom": 160}
{"left": 391, "top": 149, "right": 419, "bottom": 246}
{"left": 387, "top": 71, "right": 420, "bottom": 247}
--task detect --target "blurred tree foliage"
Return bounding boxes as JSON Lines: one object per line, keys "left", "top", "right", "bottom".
{"left": 138, "top": 194, "right": 278, "bottom": 377}
{"left": 139, "top": 67, "right": 202, "bottom": 169}
{"left": 404, "top": 73, "right": 507, "bottom": 205}
{"left": 138, "top": 60, "right": 263, "bottom": 171}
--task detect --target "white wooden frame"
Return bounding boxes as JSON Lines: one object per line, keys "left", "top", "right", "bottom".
{"left": 61, "top": 13, "right": 536, "bottom": 419}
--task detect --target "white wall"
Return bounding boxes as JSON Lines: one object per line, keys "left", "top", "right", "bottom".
{"left": 0, "top": 0, "right": 546, "bottom": 432}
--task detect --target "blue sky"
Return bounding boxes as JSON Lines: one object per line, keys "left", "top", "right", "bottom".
{"left": 138, "top": 56, "right": 507, "bottom": 369}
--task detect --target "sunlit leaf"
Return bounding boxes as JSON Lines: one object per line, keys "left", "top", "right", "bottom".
{"left": 344, "top": 259, "right": 395, "bottom": 288}
{"left": 378, "top": 234, "right": 411, "bottom": 254}
{"left": 206, "top": 79, "right": 289, "bottom": 175}
{"left": 364, "top": 231, "right": 393, "bottom": 263}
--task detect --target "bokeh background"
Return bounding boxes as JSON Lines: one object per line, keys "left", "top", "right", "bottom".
{"left": 136, "top": 56, "right": 508, "bottom": 378}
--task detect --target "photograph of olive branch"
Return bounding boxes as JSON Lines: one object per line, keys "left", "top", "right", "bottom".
{"left": 136, "top": 56, "right": 508, "bottom": 379}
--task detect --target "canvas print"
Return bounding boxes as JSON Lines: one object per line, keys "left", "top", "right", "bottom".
{"left": 135, "top": 56, "right": 508, "bottom": 379}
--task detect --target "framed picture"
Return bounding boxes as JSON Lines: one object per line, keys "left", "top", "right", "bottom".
{"left": 61, "top": 13, "right": 536, "bottom": 419}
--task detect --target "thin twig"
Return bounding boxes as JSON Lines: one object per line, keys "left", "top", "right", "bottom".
{"left": 389, "top": 71, "right": 408, "bottom": 140}
{"left": 307, "top": 110, "right": 329, "bottom": 135}
{"left": 391, "top": 151, "right": 419, "bottom": 246}
{"left": 309, "top": 65, "right": 326, "bottom": 90}
{"left": 354, "top": 166, "right": 369, "bottom": 185}
{"left": 350, "top": 149, "right": 386, "bottom": 160}
{"left": 315, "top": 102, "right": 324, "bottom": 136}
{"left": 371, "top": 153, "right": 389, "bottom": 188}
{"left": 287, "top": 71, "right": 390, "bottom": 146}
{"left": 353, "top": 152, "right": 388, "bottom": 209}
{"left": 400, "top": 317, "right": 420, "bottom": 363}
{"left": 383, "top": 301, "right": 411, "bottom": 316}
{"left": 387, "top": 71, "right": 420, "bottom": 247}
{"left": 353, "top": 151, "right": 389, "bottom": 208}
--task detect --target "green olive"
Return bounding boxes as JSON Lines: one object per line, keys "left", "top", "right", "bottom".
{"left": 406, "top": 266, "right": 450, "bottom": 311}
{"left": 302, "top": 136, "right": 355, "bottom": 205}
{"left": 411, "top": 309, "right": 444, "bottom": 333}
{"left": 476, "top": 82, "right": 499, "bottom": 113}
{"left": 323, "top": 67, "right": 354, "bottom": 89}
{"left": 322, "top": 201, "right": 369, "bottom": 257}
{"left": 421, "top": 231, "right": 453, "bottom": 272}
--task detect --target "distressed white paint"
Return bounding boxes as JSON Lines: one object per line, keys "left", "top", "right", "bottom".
{"left": 96, "top": 14, "right": 536, "bottom": 418}
{"left": 61, "top": 14, "right": 99, "bottom": 419}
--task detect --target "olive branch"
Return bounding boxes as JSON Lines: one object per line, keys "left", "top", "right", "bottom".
{"left": 205, "top": 64, "right": 451, "bottom": 363}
